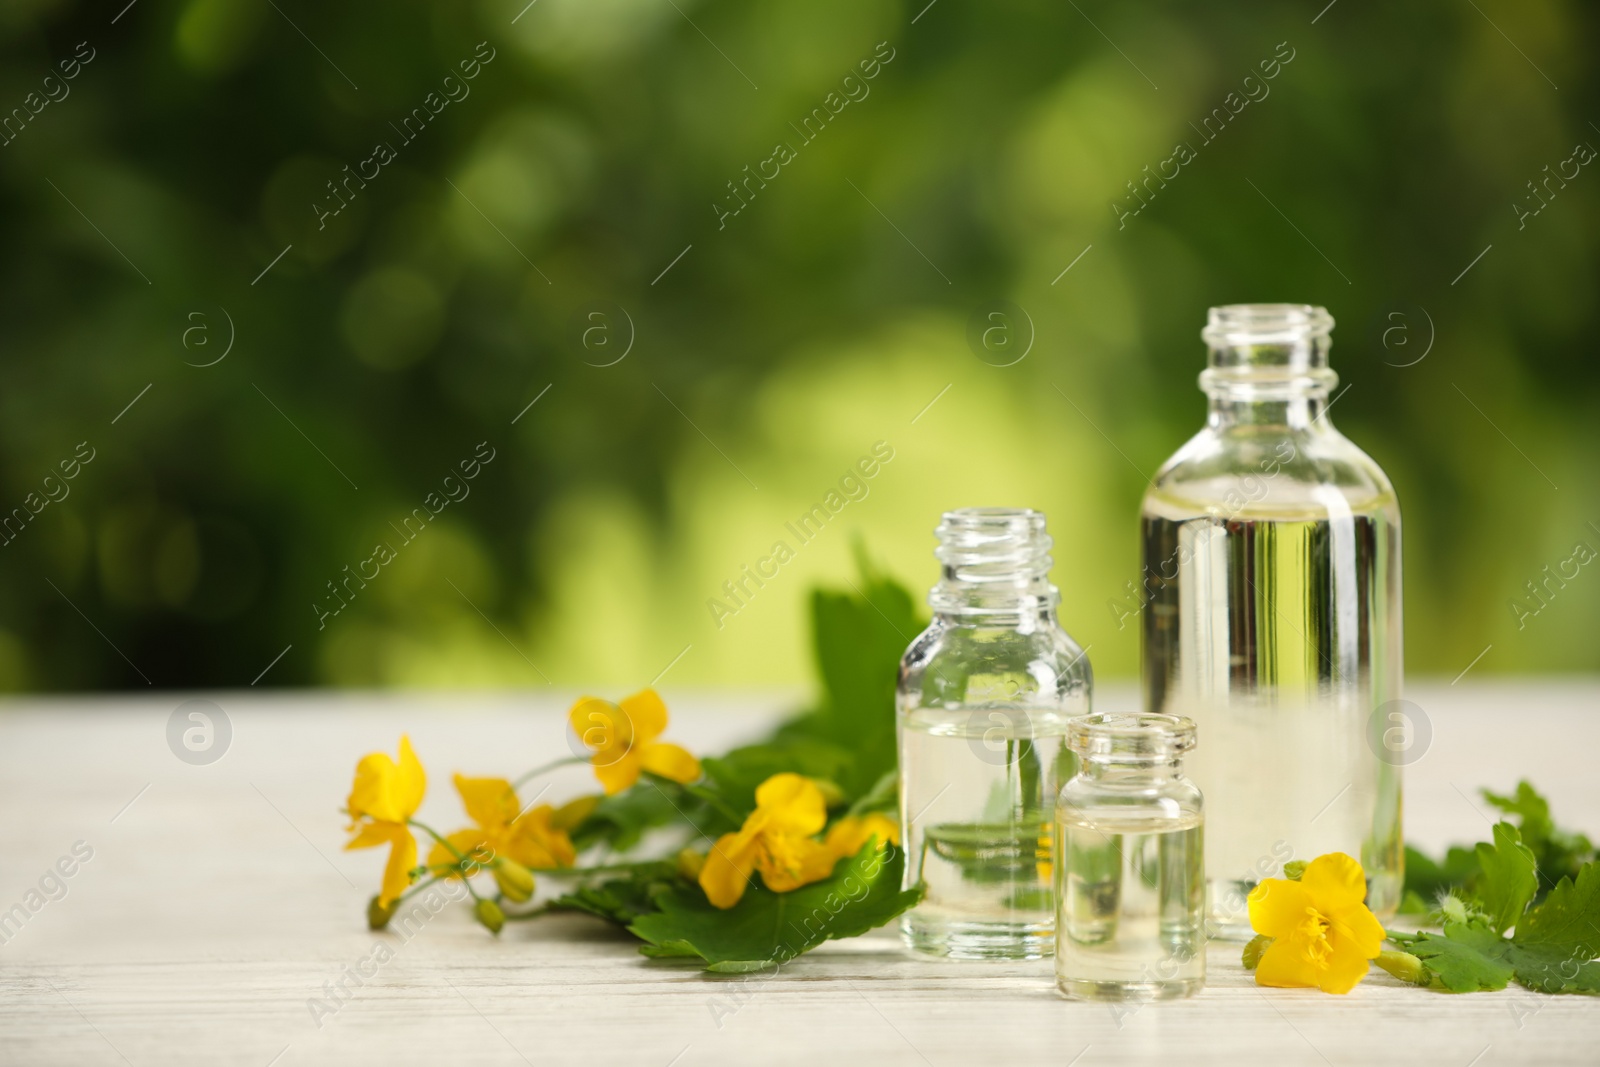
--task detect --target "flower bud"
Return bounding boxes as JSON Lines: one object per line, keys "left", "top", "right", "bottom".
{"left": 493, "top": 860, "right": 536, "bottom": 902}
{"left": 474, "top": 898, "right": 505, "bottom": 934}
{"left": 1374, "top": 949, "right": 1426, "bottom": 985}
{"left": 367, "top": 894, "right": 398, "bottom": 931}
{"left": 1282, "top": 860, "right": 1307, "bottom": 881}
{"left": 1242, "top": 934, "right": 1273, "bottom": 970}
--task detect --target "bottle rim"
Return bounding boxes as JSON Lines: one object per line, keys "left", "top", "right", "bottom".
{"left": 1202, "top": 303, "right": 1334, "bottom": 347}
{"left": 1068, "top": 712, "right": 1197, "bottom": 760}
{"left": 930, "top": 506, "right": 1056, "bottom": 614}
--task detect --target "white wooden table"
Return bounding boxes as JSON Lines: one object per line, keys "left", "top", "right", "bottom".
{"left": 2, "top": 682, "right": 1597, "bottom": 1066}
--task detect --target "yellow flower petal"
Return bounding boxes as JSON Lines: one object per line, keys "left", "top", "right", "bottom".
{"left": 426, "top": 829, "right": 490, "bottom": 873}
{"left": 753, "top": 773, "right": 827, "bottom": 836}
{"left": 639, "top": 741, "right": 701, "bottom": 785}
{"left": 344, "top": 820, "right": 399, "bottom": 852}
{"left": 570, "top": 696, "right": 631, "bottom": 755}
{"left": 618, "top": 688, "right": 669, "bottom": 745}
{"left": 1329, "top": 901, "right": 1386, "bottom": 961}
{"left": 396, "top": 735, "right": 426, "bottom": 814}
{"left": 1247, "top": 878, "right": 1314, "bottom": 940}
{"left": 454, "top": 775, "right": 519, "bottom": 832}
{"left": 758, "top": 834, "right": 837, "bottom": 892}
{"left": 700, "top": 830, "right": 761, "bottom": 909}
{"left": 1254, "top": 935, "right": 1323, "bottom": 989}
{"left": 346, "top": 735, "right": 427, "bottom": 826}
{"left": 508, "top": 806, "right": 577, "bottom": 869}
{"left": 824, "top": 813, "right": 900, "bottom": 859}
{"left": 379, "top": 825, "right": 418, "bottom": 908}
{"left": 1299, "top": 852, "right": 1368, "bottom": 913}
{"left": 1316, "top": 930, "right": 1377, "bottom": 994}
{"left": 592, "top": 746, "right": 644, "bottom": 795}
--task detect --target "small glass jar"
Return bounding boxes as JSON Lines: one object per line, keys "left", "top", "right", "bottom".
{"left": 1054, "top": 713, "right": 1205, "bottom": 1000}
{"left": 897, "top": 507, "right": 1092, "bottom": 960}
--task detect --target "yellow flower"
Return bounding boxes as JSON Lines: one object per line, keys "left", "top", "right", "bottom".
{"left": 1248, "top": 852, "right": 1386, "bottom": 994}
{"left": 569, "top": 688, "right": 701, "bottom": 795}
{"left": 427, "top": 775, "right": 577, "bottom": 899}
{"left": 699, "top": 773, "right": 837, "bottom": 909}
{"left": 344, "top": 735, "right": 427, "bottom": 908}
{"left": 824, "top": 813, "right": 900, "bottom": 860}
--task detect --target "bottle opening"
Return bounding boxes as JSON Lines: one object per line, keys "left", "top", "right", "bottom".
{"left": 1068, "top": 712, "right": 1197, "bottom": 762}
{"left": 930, "top": 507, "right": 1055, "bottom": 615}
{"left": 1199, "top": 303, "right": 1336, "bottom": 396}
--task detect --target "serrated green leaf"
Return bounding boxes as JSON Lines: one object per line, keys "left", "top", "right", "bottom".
{"left": 628, "top": 843, "right": 922, "bottom": 971}
{"left": 547, "top": 862, "right": 679, "bottom": 926}
{"left": 781, "top": 555, "right": 923, "bottom": 800}
{"left": 1505, "top": 942, "right": 1600, "bottom": 994}
{"left": 1473, "top": 822, "right": 1538, "bottom": 935}
{"left": 1484, "top": 781, "right": 1596, "bottom": 895}
{"left": 1514, "top": 862, "right": 1600, "bottom": 958}
{"left": 1390, "top": 921, "right": 1516, "bottom": 992}
{"left": 639, "top": 940, "right": 702, "bottom": 959}
{"left": 1391, "top": 862, "right": 1600, "bottom": 997}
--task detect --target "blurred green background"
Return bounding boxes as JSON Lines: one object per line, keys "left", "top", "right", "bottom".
{"left": 0, "top": 0, "right": 1595, "bottom": 691}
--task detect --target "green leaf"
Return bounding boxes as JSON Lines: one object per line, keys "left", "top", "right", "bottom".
{"left": 546, "top": 862, "right": 680, "bottom": 925}
{"left": 1472, "top": 822, "right": 1538, "bottom": 935}
{"left": 699, "top": 739, "right": 855, "bottom": 818}
{"left": 1389, "top": 921, "right": 1516, "bottom": 992}
{"left": 1483, "top": 781, "right": 1596, "bottom": 895}
{"left": 1390, "top": 860, "right": 1600, "bottom": 996}
{"left": 628, "top": 843, "right": 923, "bottom": 971}
{"left": 782, "top": 550, "right": 923, "bottom": 800}
{"left": 569, "top": 784, "right": 690, "bottom": 852}
{"left": 1514, "top": 862, "right": 1600, "bottom": 960}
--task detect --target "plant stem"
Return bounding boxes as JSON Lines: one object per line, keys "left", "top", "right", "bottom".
{"left": 513, "top": 756, "right": 586, "bottom": 790}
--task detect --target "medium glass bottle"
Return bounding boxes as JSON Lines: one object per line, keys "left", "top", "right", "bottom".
{"left": 1055, "top": 713, "right": 1205, "bottom": 1000}
{"left": 897, "top": 507, "right": 1092, "bottom": 959}
{"left": 1140, "top": 304, "right": 1403, "bottom": 937}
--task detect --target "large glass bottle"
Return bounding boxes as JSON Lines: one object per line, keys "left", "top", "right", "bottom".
{"left": 897, "top": 507, "right": 1092, "bottom": 959}
{"left": 1140, "top": 305, "right": 1402, "bottom": 937}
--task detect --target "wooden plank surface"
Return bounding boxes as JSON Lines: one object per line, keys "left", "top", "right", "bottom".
{"left": 1, "top": 680, "right": 1597, "bottom": 1066}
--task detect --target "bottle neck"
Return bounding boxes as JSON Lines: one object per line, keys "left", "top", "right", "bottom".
{"left": 1199, "top": 304, "right": 1337, "bottom": 433}
{"left": 929, "top": 508, "right": 1058, "bottom": 623}
{"left": 1077, "top": 756, "right": 1183, "bottom": 782}
{"left": 1205, "top": 385, "right": 1330, "bottom": 432}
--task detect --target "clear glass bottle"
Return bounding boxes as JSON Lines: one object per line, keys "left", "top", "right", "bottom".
{"left": 897, "top": 507, "right": 1092, "bottom": 959}
{"left": 1055, "top": 713, "right": 1204, "bottom": 1000}
{"left": 1140, "top": 304, "right": 1403, "bottom": 938}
